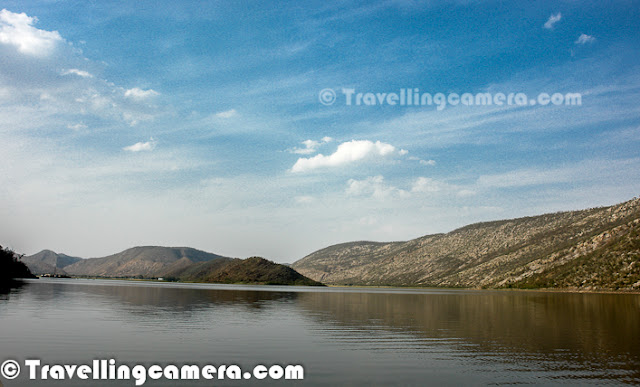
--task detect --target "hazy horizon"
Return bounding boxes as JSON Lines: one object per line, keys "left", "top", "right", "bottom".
{"left": 15, "top": 194, "right": 639, "bottom": 262}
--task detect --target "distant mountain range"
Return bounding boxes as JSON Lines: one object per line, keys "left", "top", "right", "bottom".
{"left": 22, "top": 246, "right": 322, "bottom": 286}
{"left": 292, "top": 197, "right": 640, "bottom": 291}
{"left": 20, "top": 250, "right": 83, "bottom": 276}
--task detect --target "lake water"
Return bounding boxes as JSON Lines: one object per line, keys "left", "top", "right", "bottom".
{"left": 1, "top": 278, "right": 639, "bottom": 386}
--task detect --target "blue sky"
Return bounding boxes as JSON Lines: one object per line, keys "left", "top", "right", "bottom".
{"left": 1, "top": 1, "right": 639, "bottom": 261}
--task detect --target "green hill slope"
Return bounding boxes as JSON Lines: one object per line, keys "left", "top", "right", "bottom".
{"left": 170, "top": 256, "right": 324, "bottom": 286}
{"left": 1, "top": 246, "right": 36, "bottom": 284}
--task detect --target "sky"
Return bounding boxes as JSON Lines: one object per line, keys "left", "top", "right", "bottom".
{"left": 1, "top": 1, "right": 639, "bottom": 262}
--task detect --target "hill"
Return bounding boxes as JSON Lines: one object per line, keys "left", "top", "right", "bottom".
{"left": 22, "top": 246, "right": 230, "bottom": 278}
{"left": 21, "top": 250, "right": 82, "bottom": 275}
{"left": 169, "top": 256, "right": 324, "bottom": 286}
{"left": 292, "top": 197, "right": 640, "bottom": 291}
{"left": 0, "top": 246, "right": 36, "bottom": 285}
{"left": 55, "top": 246, "right": 229, "bottom": 278}
{"left": 22, "top": 247, "right": 322, "bottom": 286}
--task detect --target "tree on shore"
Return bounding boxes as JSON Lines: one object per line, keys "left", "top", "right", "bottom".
{"left": 0, "top": 245, "right": 36, "bottom": 283}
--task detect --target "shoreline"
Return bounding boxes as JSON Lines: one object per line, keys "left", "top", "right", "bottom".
{"left": 31, "top": 276, "right": 640, "bottom": 295}
{"left": 328, "top": 283, "right": 640, "bottom": 295}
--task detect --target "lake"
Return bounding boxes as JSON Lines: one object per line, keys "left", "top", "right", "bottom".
{"left": 1, "top": 278, "right": 639, "bottom": 386}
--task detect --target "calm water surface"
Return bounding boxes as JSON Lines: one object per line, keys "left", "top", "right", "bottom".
{"left": 1, "top": 278, "right": 639, "bottom": 386}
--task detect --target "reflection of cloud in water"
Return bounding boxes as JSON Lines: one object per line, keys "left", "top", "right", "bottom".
{"left": 9, "top": 279, "right": 299, "bottom": 331}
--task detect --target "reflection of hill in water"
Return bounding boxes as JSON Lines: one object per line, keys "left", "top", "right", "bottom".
{"left": 296, "top": 290, "right": 640, "bottom": 382}
{"left": 8, "top": 280, "right": 640, "bottom": 383}
{"left": 0, "top": 280, "right": 27, "bottom": 298}
{"left": 22, "top": 280, "right": 298, "bottom": 318}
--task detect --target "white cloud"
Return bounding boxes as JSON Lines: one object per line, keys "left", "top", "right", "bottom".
{"left": 457, "top": 189, "right": 476, "bottom": 197}
{"left": 476, "top": 165, "right": 587, "bottom": 188}
{"left": 67, "top": 123, "right": 87, "bottom": 131}
{"left": 61, "top": 68, "right": 93, "bottom": 78}
{"left": 575, "top": 34, "right": 595, "bottom": 45}
{"left": 409, "top": 156, "right": 437, "bottom": 166}
{"left": 406, "top": 177, "right": 475, "bottom": 199}
{"left": 294, "top": 195, "right": 315, "bottom": 204}
{"left": 124, "top": 87, "right": 159, "bottom": 100}
{"left": 290, "top": 139, "right": 320, "bottom": 155}
{"left": 474, "top": 162, "right": 618, "bottom": 188}
{"left": 411, "top": 177, "right": 443, "bottom": 193}
{"left": 288, "top": 137, "right": 332, "bottom": 155}
{"left": 543, "top": 13, "right": 562, "bottom": 29}
{"left": 0, "top": 9, "right": 63, "bottom": 56}
{"left": 0, "top": 34, "right": 162, "bottom": 131}
{"left": 346, "top": 175, "right": 408, "bottom": 199}
{"left": 215, "top": 109, "right": 237, "bottom": 118}
{"left": 123, "top": 138, "right": 157, "bottom": 152}
{"left": 291, "top": 140, "right": 399, "bottom": 173}
{"left": 474, "top": 159, "right": 640, "bottom": 197}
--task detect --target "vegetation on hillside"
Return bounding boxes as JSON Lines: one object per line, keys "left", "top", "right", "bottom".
{"left": 172, "top": 257, "right": 325, "bottom": 286}
{"left": 0, "top": 245, "right": 36, "bottom": 286}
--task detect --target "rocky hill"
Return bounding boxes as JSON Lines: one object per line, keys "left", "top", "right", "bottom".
{"left": 292, "top": 198, "right": 640, "bottom": 291}
{"left": 24, "top": 246, "right": 230, "bottom": 278}
{"left": 21, "top": 250, "right": 82, "bottom": 275}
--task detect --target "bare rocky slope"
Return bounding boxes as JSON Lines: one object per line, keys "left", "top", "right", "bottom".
{"left": 64, "top": 246, "right": 228, "bottom": 278}
{"left": 21, "top": 250, "right": 82, "bottom": 275}
{"left": 292, "top": 198, "right": 640, "bottom": 290}
{"left": 24, "top": 246, "right": 230, "bottom": 278}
